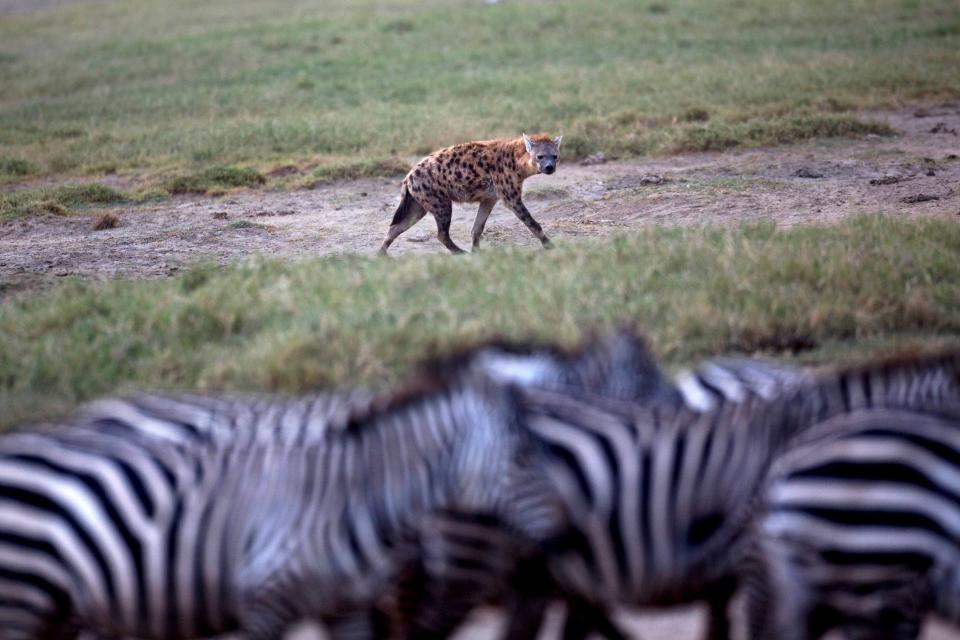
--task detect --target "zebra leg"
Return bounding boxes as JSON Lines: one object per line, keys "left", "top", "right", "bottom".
{"left": 842, "top": 603, "right": 925, "bottom": 640}
{"left": 499, "top": 553, "right": 554, "bottom": 640}
{"left": 742, "top": 543, "right": 810, "bottom": 640}
{"left": 500, "top": 593, "right": 550, "bottom": 640}
{"left": 324, "top": 609, "right": 390, "bottom": 640}
{"left": 703, "top": 576, "right": 736, "bottom": 640}
{"left": 0, "top": 621, "right": 79, "bottom": 640}
{"left": 560, "top": 597, "right": 628, "bottom": 640}
{"left": 0, "top": 594, "right": 78, "bottom": 640}
{"left": 405, "top": 513, "right": 515, "bottom": 638}
{"left": 236, "top": 586, "right": 299, "bottom": 640}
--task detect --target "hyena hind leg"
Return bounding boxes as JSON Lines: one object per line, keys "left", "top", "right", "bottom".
{"left": 378, "top": 195, "right": 427, "bottom": 255}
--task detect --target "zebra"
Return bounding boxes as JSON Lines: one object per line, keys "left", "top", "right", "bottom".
{"left": 498, "top": 348, "right": 960, "bottom": 640}
{"left": 0, "top": 361, "right": 565, "bottom": 640}
{"left": 0, "top": 327, "right": 677, "bottom": 639}
{"left": 379, "top": 348, "right": 815, "bottom": 639}
{"left": 485, "top": 353, "right": 814, "bottom": 639}
{"left": 747, "top": 403, "right": 960, "bottom": 640}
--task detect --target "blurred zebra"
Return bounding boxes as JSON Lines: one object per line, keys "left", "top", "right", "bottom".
{"left": 76, "top": 327, "right": 678, "bottom": 448}
{"left": 501, "top": 349, "right": 960, "bottom": 640}
{"left": 490, "top": 354, "right": 812, "bottom": 639}
{"left": 0, "top": 363, "right": 564, "bottom": 640}
{"left": 749, "top": 403, "right": 960, "bottom": 640}
{"left": 0, "top": 328, "right": 675, "bottom": 639}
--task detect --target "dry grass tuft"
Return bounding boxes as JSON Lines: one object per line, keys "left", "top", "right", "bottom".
{"left": 92, "top": 212, "right": 120, "bottom": 231}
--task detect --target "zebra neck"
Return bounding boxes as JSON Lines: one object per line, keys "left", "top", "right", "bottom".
{"left": 328, "top": 385, "right": 483, "bottom": 528}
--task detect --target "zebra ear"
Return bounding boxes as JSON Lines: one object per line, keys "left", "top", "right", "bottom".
{"left": 522, "top": 133, "right": 534, "bottom": 153}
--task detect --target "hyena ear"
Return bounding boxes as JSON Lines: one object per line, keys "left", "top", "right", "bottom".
{"left": 553, "top": 135, "right": 563, "bottom": 148}
{"left": 522, "top": 133, "right": 534, "bottom": 153}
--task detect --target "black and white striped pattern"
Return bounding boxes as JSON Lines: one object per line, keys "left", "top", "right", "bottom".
{"left": 58, "top": 330, "right": 675, "bottom": 638}
{"left": 0, "top": 370, "right": 563, "bottom": 640}
{"left": 489, "top": 354, "right": 811, "bottom": 638}
{"left": 0, "top": 330, "right": 662, "bottom": 640}
{"left": 503, "top": 350, "right": 960, "bottom": 639}
{"left": 750, "top": 403, "right": 960, "bottom": 640}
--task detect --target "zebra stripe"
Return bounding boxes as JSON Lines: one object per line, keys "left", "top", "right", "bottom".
{"left": 503, "top": 350, "right": 960, "bottom": 639}
{"left": 750, "top": 404, "right": 960, "bottom": 640}
{"left": 53, "top": 330, "right": 676, "bottom": 638}
{"left": 0, "top": 369, "right": 561, "bottom": 640}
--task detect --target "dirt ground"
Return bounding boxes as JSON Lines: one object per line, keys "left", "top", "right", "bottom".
{"left": 1, "top": 105, "right": 958, "bottom": 293}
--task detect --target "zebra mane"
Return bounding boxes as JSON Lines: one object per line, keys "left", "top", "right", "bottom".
{"left": 333, "top": 329, "right": 654, "bottom": 434}
{"left": 336, "top": 371, "right": 452, "bottom": 434}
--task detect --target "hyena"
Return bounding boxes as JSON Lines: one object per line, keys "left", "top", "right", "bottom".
{"left": 378, "top": 133, "right": 562, "bottom": 255}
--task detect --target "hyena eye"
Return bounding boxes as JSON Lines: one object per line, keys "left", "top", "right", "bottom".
{"left": 537, "top": 154, "right": 544, "bottom": 160}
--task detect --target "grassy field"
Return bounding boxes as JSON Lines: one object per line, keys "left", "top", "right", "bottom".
{"left": 1, "top": 0, "right": 958, "bottom": 185}
{"left": 2, "top": 215, "right": 959, "bottom": 428}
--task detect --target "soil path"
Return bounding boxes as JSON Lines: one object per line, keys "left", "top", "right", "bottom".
{"left": 1, "top": 105, "right": 958, "bottom": 291}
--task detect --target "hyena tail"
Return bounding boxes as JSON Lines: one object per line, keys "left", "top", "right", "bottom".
{"left": 390, "top": 189, "right": 417, "bottom": 226}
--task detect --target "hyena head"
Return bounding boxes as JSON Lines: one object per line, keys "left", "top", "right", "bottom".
{"left": 522, "top": 133, "right": 562, "bottom": 175}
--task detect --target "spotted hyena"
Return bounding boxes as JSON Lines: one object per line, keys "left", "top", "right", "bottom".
{"left": 378, "top": 133, "right": 562, "bottom": 255}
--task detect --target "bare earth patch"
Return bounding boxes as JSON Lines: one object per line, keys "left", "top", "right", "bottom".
{"left": 1, "top": 105, "right": 958, "bottom": 289}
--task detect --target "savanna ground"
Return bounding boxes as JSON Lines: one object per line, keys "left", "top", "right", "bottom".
{"left": 2, "top": 0, "right": 960, "bottom": 637}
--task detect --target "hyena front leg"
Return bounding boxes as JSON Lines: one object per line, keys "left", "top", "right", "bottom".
{"left": 498, "top": 185, "right": 551, "bottom": 248}
{"left": 471, "top": 198, "right": 497, "bottom": 251}
{"left": 429, "top": 200, "right": 466, "bottom": 255}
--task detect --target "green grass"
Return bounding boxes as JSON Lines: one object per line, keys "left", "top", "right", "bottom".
{"left": 0, "top": 0, "right": 957, "bottom": 181}
{"left": 2, "top": 215, "right": 959, "bottom": 428}
{"left": 162, "top": 166, "right": 266, "bottom": 195}
{"left": 0, "top": 156, "right": 37, "bottom": 178}
{"left": 0, "top": 183, "right": 128, "bottom": 220}
{"left": 307, "top": 158, "right": 411, "bottom": 186}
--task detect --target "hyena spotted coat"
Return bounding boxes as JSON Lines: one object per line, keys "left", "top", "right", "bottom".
{"left": 378, "top": 133, "right": 562, "bottom": 255}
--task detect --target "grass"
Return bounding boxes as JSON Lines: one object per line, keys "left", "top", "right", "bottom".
{"left": 92, "top": 211, "right": 120, "bottom": 230}
{"left": 306, "top": 158, "right": 411, "bottom": 186}
{"left": 0, "top": 156, "right": 37, "bottom": 177}
{"left": 162, "top": 166, "right": 266, "bottom": 195}
{"left": 2, "top": 215, "right": 959, "bottom": 428}
{"left": 0, "top": 183, "right": 128, "bottom": 221}
{"left": 227, "top": 220, "right": 271, "bottom": 231}
{"left": 0, "top": 0, "right": 957, "bottom": 181}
